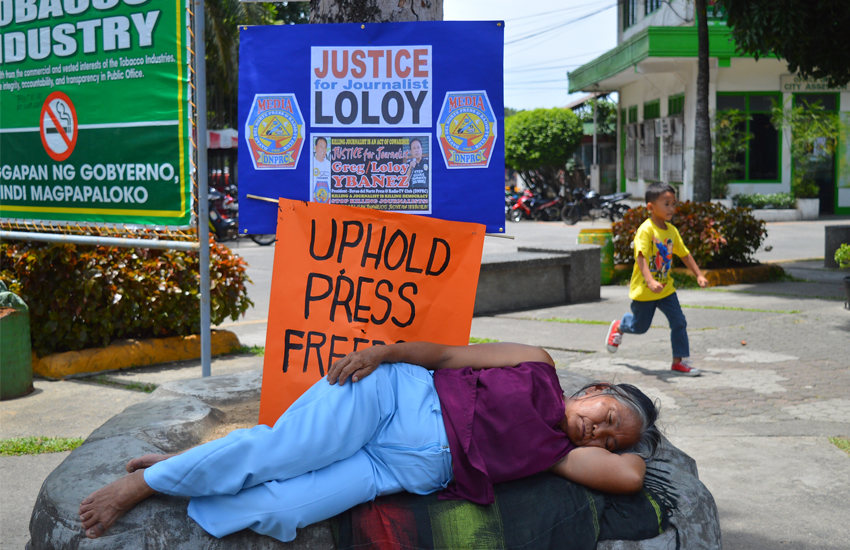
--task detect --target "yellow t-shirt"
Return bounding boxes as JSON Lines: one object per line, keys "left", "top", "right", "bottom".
{"left": 629, "top": 218, "right": 690, "bottom": 301}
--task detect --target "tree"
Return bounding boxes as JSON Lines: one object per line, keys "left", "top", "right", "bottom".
{"left": 574, "top": 98, "right": 618, "bottom": 136}
{"left": 205, "top": 1, "right": 309, "bottom": 129}
{"left": 504, "top": 108, "right": 583, "bottom": 197}
{"left": 692, "top": 0, "right": 712, "bottom": 202}
{"left": 711, "top": 110, "right": 751, "bottom": 199}
{"left": 717, "top": 0, "right": 850, "bottom": 87}
{"left": 310, "top": 0, "right": 442, "bottom": 23}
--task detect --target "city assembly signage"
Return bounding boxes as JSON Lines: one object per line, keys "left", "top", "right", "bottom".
{"left": 238, "top": 21, "right": 505, "bottom": 234}
{"left": 0, "top": 0, "right": 192, "bottom": 226}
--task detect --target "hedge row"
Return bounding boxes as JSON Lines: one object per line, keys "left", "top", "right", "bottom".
{"left": 612, "top": 201, "right": 766, "bottom": 268}
{"left": 732, "top": 192, "right": 796, "bottom": 210}
{"left": 0, "top": 239, "right": 253, "bottom": 357}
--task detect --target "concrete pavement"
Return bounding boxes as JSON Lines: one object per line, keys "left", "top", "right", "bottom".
{"left": 2, "top": 218, "right": 849, "bottom": 549}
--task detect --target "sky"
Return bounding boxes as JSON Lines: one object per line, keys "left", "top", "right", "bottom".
{"left": 443, "top": 0, "right": 618, "bottom": 112}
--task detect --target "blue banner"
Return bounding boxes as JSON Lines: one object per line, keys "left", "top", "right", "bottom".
{"left": 238, "top": 21, "right": 505, "bottom": 234}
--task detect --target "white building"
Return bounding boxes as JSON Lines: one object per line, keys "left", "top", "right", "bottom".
{"left": 568, "top": 1, "right": 850, "bottom": 215}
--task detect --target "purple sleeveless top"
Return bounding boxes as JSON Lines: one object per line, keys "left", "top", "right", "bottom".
{"left": 433, "top": 361, "right": 575, "bottom": 504}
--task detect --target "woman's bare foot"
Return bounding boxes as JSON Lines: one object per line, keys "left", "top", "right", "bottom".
{"left": 125, "top": 453, "right": 176, "bottom": 473}
{"left": 79, "top": 470, "right": 156, "bottom": 539}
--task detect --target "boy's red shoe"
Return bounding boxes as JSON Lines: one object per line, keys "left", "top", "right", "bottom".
{"left": 605, "top": 320, "right": 621, "bottom": 353}
{"left": 671, "top": 360, "right": 701, "bottom": 376}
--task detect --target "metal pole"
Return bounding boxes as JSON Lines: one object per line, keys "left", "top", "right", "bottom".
{"left": 0, "top": 231, "right": 200, "bottom": 251}
{"left": 194, "top": 0, "right": 211, "bottom": 377}
{"left": 592, "top": 97, "right": 598, "bottom": 166}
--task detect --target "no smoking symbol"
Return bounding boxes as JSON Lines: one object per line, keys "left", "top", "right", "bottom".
{"left": 40, "top": 91, "right": 78, "bottom": 161}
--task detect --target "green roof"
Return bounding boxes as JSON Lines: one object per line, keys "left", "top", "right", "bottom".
{"left": 568, "top": 25, "right": 743, "bottom": 93}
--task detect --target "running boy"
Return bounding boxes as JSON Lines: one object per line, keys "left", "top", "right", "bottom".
{"left": 605, "top": 183, "right": 708, "bottom": 376}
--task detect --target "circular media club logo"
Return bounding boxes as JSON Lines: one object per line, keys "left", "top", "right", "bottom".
{"left": 437, "top": 91, "right": 497, "bottom": 169}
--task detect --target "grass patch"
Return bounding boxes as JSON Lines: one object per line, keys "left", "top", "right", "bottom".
{"left": 469, "top": 337, "right": 500, "bottom": 344}
{"left": 239, "top": 345, "right": 265, "bottom": 357}
{"left": 830, "top": 436, "right": 850, "bottom": 457}
{"left": 89, "top": 376, "right": 157, "bottom": 393}
{"left": 0, "top": 436, "right": 84, "bottom": 456}
{"left": 681, "top": 305, "right": 800, "bottom": 314}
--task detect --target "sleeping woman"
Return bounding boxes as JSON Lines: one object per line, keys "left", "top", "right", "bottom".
{"left": 79, "top": 341, "right": 661, "bottom": 542}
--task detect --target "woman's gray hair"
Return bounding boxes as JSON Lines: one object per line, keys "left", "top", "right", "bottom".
{"left": 572, "top": 382, "right": 662, "bottom": 460}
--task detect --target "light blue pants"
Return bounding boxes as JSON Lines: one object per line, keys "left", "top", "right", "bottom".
{"left": 143, "top": 363, "right": 452, "bottom": 542}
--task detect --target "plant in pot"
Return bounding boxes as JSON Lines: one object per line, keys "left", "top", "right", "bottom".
{"left": 835, "top": 243, "right": 850, "bottom": 309}
{"left": 771, "top": 100, "right": 839, "bottom": 219}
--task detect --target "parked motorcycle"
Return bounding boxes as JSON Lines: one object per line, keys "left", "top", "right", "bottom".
{"left": 207, "top": 183, "right": 276, "bottom": 245}
{"left": 209, "top": 187, "right": 238, "bottom": 242}
{"left": 561, "top": 188, "right": 631, "bottom": 225}
{"left": 507, "top": 190, "right": 564, "bottom": 222}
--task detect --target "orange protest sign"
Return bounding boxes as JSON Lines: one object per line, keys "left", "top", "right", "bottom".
{"left": 258, "top": 199, "right": 485, "bottom": 426}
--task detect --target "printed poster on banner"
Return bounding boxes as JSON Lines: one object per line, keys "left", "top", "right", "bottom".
{"left": 0, "top": 0, "right": 192, "bottom": 226}
{"left": 311, "top": 46, "right": 431, "bottom": 128}
{"left": 437, "top": 91, "right": 498, "bottom": 169}
{"left": 259, "top": 199, "right": 485, "bottom": 425}
{"left": 238, "top": 22, "right": 506, "bottom": 235}
{"left": 309, "top": 134, "right": 431, "bottom": 213}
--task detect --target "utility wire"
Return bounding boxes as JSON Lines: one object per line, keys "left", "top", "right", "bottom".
{"left": 505, "top": 3, "right": 616, "bottom": 45}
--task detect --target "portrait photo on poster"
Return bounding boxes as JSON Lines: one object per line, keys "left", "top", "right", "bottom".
{"left": 309, "top": 134, "right": 431, "bottom": 214}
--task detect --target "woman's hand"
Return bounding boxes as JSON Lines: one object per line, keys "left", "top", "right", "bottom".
{"left": 327, "top": 346, "right": 386, "bottom": 385}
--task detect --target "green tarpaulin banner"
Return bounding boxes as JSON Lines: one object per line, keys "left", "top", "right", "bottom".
{"left": 0, "top": 0, "right": 192, "bottom": 226}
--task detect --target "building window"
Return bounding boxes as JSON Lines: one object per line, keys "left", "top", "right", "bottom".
{"left": 640, "top": 121, "right": 660, "bottom": 181}
{"left": 646, "top": 0, "right": 661, "bottom": 15}
{"left": 625, "top": 106, "right": 639, "bottom": 180}
{"left": 643, "top": 100, "right": 660, "bottom": 120}
{"left": 668, "top": 94, "right": 684, "bottom": 116}
{"left": 624, "top": 0, "right": 638, "bottom": 29}
{"left": 640, "top": 101, "right": 661, "bottom": 181}
{"left": 717, "top": 93, "right": 780, "bottom": 181}
{"left": 663, "top": 115, "right": 685, "bottom": 183}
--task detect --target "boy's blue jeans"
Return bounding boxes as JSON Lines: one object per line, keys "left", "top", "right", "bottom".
{"left": 620, "top": 292, "right": 689, "bottom": 359}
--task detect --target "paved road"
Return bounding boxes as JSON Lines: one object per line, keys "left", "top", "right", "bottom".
{"left": 2, "top": 217, "right": 849, "bottom": 549}
{"left": 223, "top": 217, "right": 850, "bottom": 347}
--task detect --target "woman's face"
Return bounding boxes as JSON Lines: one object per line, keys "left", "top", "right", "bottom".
{"left": 561, "top": 387, "right": 641, "bottom": 452}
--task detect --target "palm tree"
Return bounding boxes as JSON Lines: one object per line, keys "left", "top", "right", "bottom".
{"left": 692, "top": 0, "right": 712, "bottom": 202}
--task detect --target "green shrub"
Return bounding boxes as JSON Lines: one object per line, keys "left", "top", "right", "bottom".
{"left": 733, "top": 192, "right": 796, "bottom": 210}
{"left": 835, "top": 243, "right": 850, "bottom": 269}
{"left": 612, "top": 201, "right": 766, "bottom": 268}
{"left": 0, "top": 239, "right": 252, "bottom": 356}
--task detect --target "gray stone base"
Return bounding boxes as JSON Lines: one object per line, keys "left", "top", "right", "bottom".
{"left": 825, "top": 225, "right": 850, "bottom": 268}
{"left": 474, "top": 245, "right": 601, "bottom": 315}
{"left": 29, "top": 369, "right": 720, "bottom": 550}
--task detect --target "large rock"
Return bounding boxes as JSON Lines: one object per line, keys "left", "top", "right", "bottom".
{"left": 28, "top": 369, "right": 720, "bottom": 549}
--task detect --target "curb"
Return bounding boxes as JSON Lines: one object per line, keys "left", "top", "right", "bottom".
{"left": 614, "top": 263, "right": 783, "bottom": 287}
{"left": 31, "top": 330, "right": 242, "bottom": 380}
{"left": 672, "top": 264, "right": 784, "bottom": 287}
